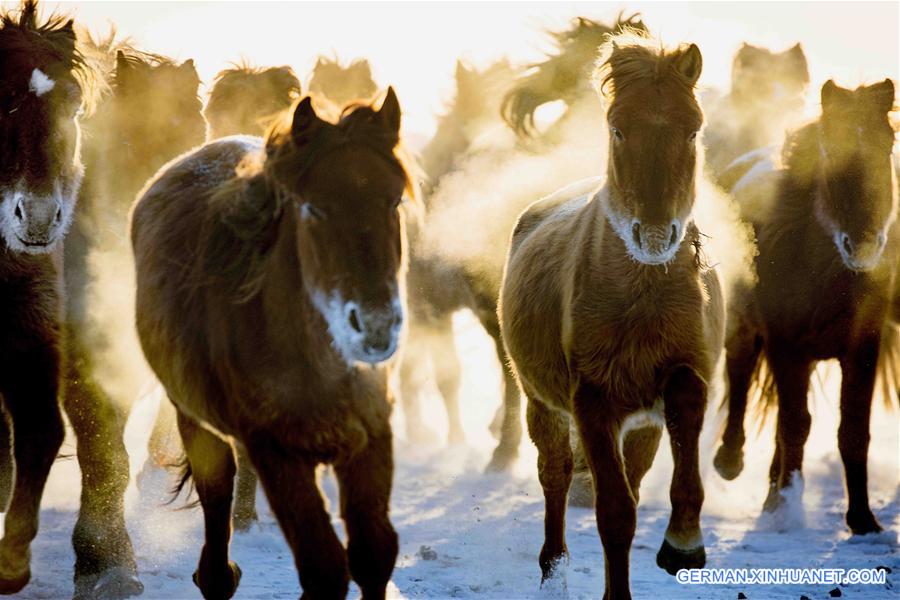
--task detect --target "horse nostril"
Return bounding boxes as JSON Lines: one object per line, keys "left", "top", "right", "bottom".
{"left": 631, "top": 222, "right": 642, "bottom": 249}
{"left": 669, "top": 223, "right": 678, "bottom": 248}
{"left": 348, "top": 308, "right": 362, "bottom": 333}
{"left": 877, "top": 233, "right": 887, "bottom": 248}
{"left": 841, "top": 233, "right": 853, "bottom": 255}
{"left": 13, "top": 203, "right": 23, "bottom": 222}
{"left": 55, "top": 207, "right": 62, "bottom": 224}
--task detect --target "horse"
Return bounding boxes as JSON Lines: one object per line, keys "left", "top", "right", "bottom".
{"left": 499, "top": 35, "right": 722, "bottom": 598}
{"left": 703, "top": 43, "right": 809, "bottom": 187}
{"left": 131, "top": 89, "right": 412, "bottom": 599}
{"left": 51, "top": 35, "right": 205, "bottom": 597}
{"left": 713, "top": 79, "right": 898, "bottom": 535}
{"left": 204, "top": 62, "right": 301, "bottom": 139}
{"left": 0, "top": 0, "right": 92, "bottom": 594}
{"left": 501, "top": 14, "right": 646, "bottom": 145}
{"left": 307, "top": 56, "right": 378, "bottom": 109}
{"left": 399, "top": 58, "right": 518, "bottom": 450}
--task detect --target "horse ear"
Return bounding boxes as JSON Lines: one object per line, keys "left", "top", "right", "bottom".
{"left": 377, "top": 86, "right": 401, "bottom": 134}
{"left": 291, "top": 96, "right": 323, "bottom": 144}
{"left": 821, "top": 80, "right": 853, "bottom": 112}
{"left": 455, "top": 59, "right": 468, "bottom": 83}
{"left": 115, "top": 50, "right": 131, "bottom": 80}
{"left": 181, "top": 58, "right": 195, "bottom": 71}
{"left": 675, "top": 44, "right": 702, "bottom": 86}
{"left": 61, "top": 19, "right": 75, "bottom": 40}
{"left": 866, "top": 79, "right": 895, "bottom": 114}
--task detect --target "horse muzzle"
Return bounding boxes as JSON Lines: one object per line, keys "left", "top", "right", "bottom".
{"left": 837, "top": 231, "right": 887, "bottom": 272}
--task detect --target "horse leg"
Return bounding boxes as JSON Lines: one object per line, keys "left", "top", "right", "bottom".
{"left": 485, "top": 319, "right": 522, "bottom": 472}
{"left": 231, "top": 447, "right": 259, "bottom": 532}
{"left": 63, "top": 353, "right": 142, "bottom": 599}
{"left": 839, "top": 336, "right": 882, "bottom": 534}
{"left": 763, "top": 346, "right": 812, "bottom": 512}
{"left": 177, "top": 412, "right": 242, "bottom": 600}
{"left": 398, "top": 325, "right": 431, "bottom": 443}
{"left": 623, "top": 427, "right": 662, "bottom": 505}
{"left": 567, "top": 435, "right": 594, "bottom": 508}
{"left": 573, "top": 386, "right": 633, "bottom": 600}
{"left": 246, "top": 436, "right": 349, "bottom": 599}
{"left": 0, "top": 350, "right": 64, "bottom": 595}
{"left": 714, "top": 317, "right": 761, "bottom": 480}
{"left": 147, "top": 396, "right": 180, "bottom": 467}
{"left": 656, "top": 367, "right": 707, "bottom": 575}
{"left": 432, "top": 319, "right": 465, "bottom": 445}
{"left": 526, "top": 395, "right": 573, "bottom": 583}
{"left": 335, "top": 424, "right": 398, "bottom": 599}
{"left": 0, "top": 407, "right": 12, "bottom": 512}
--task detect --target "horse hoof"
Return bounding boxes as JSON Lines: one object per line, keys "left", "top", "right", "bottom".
{"left": 713, "top": 444, "right": 744, "bottom": 480}
{"left": 656, "top": 539, "right": 705, "bottom": 575}
{"left": 762, "top": 484, "right": 784, "bottom": 513}
{"left": 567, "top": 474, "right": 594, "bottom": 508}
{"left": 485, "top": 447, "right": 517, "bottom": 473}
{"left": 847, "top": 510, "right": 883, "bottom": 536}
{"left": 74, "top": 566, "right": 144, "bottom": 600}
{"left": 0, "top": 567, "right": 29, "bottom": 596}
{"left": 193, "top": 561, "right": 242, "bottom": 600}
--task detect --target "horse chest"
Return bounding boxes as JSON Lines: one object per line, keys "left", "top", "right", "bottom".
{"left": 573, "top": 273, "right": 703, "bottom": 401}
{"left": 757, "top": 256, "right": 890, "bottom": 356}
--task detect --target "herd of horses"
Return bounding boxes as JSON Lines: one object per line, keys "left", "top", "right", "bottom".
{"left": 0, "top": 2, "right": 896, "bottom": 599}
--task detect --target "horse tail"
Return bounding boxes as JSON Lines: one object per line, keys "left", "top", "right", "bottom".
{"left": 748, "top": 354, "right": 778, "bottom": 434}
{"left": 877, "top": 322, "right": 900, "bottom": 409}
{"left": 167, "top": 454, "right": 199, "bottom": 508}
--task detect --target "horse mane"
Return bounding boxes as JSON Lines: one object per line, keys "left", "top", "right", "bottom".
{"left": 201, "top": 99, "right": 417, "bottom": 301}
{"left": 501, "top": 13, "right": 647, "bottom": 137}
{"left": 594, "top": 31, "right": 698, "bottom": 102}
{"left": 208, "top": 60, "right": 301, "bottom": 102}
{"left": 0, "top": 0, "right": 99, "bottom": 111}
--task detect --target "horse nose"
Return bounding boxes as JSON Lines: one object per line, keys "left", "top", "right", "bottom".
{"left": 841, "top": 233, "right": 854, "bottom": 255}
{"left": 840, "top": 231, "right": 886, "bottom": 271}
{"left": 349, "top": 302, "right": 402, "bottom": 362}
{"left": 632, "top": 220, "right": 680, "bottom": 255}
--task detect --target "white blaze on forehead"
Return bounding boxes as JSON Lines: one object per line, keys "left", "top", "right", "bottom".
{"left": 29, "top": 68, "right": 56, "bottom": 97}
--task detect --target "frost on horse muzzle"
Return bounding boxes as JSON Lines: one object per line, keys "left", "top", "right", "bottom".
{"left": 312, "top": 290, "right": 404, "bottom": 365}
{"left": 0, "top": 188, "right": 72, "bottom": 254}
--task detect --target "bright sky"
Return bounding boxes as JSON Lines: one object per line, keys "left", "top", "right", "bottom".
{"left": 15, "top": 1, "right": 900, "bottom": 135}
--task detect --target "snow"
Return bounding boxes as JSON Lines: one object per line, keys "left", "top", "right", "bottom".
{"left": 12, "top": 312, "right": 900, "bottom": 599}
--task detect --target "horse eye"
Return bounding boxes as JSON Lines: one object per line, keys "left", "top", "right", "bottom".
{"left": 300, "top": 202, "right": 325, "bottom": 221}
{"left": 390, "top": 196, "right": 403, "bottom": 209}
{"left": 688, "top": 131, "right": 698, "bottom": 142}
{"left": 611, "top": 127, "right": 624, "bottom": 141}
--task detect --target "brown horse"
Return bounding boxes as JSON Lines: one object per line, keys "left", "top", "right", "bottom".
{"left": 308, "top": 56, "right": 379, "bottom": 109}
{"left": 501, "top": 14, "right": 647, "bottom": 144}
{"left": 499, "top": 36, "right": 722, "bottom": 599}
{"left": 400, "top": 58, "right": 517, "bottom": 448}
{"left": 204, "top": 61, "right": 301, "bottom": 139}
{"left": 714, "top": 79, "right": 897, "bottom": 535}
{"left": 0, "top": 0, "right": 90, "bottom": 594}
{"left": 132, "top": 89, "right": 412, "bottom": 599}
{"left": 59, "top": 35, "right": 205, "bottom": 598}
{"left": 703, "top": 42, "right": 809, "bottom": 187}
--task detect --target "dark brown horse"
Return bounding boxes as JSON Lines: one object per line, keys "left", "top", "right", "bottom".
{"left": 56, "top": 35, "right": 205, "bottom": 598}
{"left": 204, "top": 61, "right": 301, "bottom": 139}
{"left": 0, "top": 0, "right": 90, "bottom": 594}
{"left": 704, "top": 42, "right": 809, "bottom": 187}
{"left": 714, "top": 79, "right": 898, "bottom": 535}
{"left": 500, "top": 36, "right": 722, "bottom": 599}
{"left": 132, "top": 89, "right": 412, "bottom": 599}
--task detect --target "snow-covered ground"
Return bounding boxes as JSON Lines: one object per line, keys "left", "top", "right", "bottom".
{"left": 14, "top": 312, "right": 900, "bottom": 599}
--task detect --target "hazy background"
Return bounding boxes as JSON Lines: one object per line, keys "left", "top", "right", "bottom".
{"left": 19, "top": 1, "right": 900, "bottom": 136}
